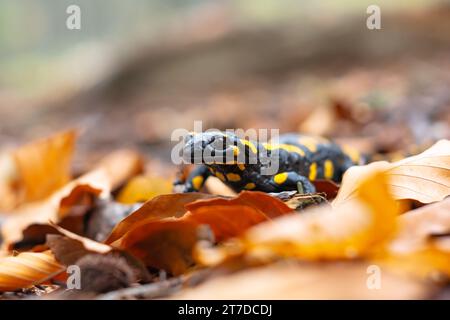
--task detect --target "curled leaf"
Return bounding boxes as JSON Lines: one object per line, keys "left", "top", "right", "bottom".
{"left": 0, "top": 251, "right": 64, "bottom": 292}
{"left": 108, "top": 192, "right": 292, "bottom": 274}
{"left": 334, "top": 139, "right": 450, "bottom": 206}
{"left": 0, "top": 130, "right": 76, "bottom": 211}
{"left": 1, "top": 149, "right": 144, "bottom": 250}
{"left": 105, "top": 193, "right": 215, "bottom": 244}
{"left": 196, "top": 171, "right": 398, "bottom": 265}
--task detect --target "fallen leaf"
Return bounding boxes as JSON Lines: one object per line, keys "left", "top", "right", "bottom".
{"left": 0, "top": 251, "right": 64, "bottom": 292}
{"left": 371, "top": 199, "right": 450, "bottom": 280}
{"left": 389, "top": 198, "right": 450, "bottom": 254}
{"left": 173, "top": 261, "right": 433, "bottom": 300}
{"left": 2, "top": 184, "right": 103, "bottom": 250}
{"left": 115, "top": 219, "right": 199, "bottom": 276}
{"left": 0, "top": 130, "right": 76, "bottom": 211}
{"left": 95, "top": 149, "right": 144, "bottom": 191}
{"left": 184, "top": 191, "right": 293, "bottom": 242}
{"left": 333, "top": 139, "right": 450, "bottom": 206}
{"left": 1, "top": 149, "right": 142, "bottom": 250}
{"left": 14, "top": 130, "right": 77, "bottom": 204}
{"left": 196, "top": 171, "right": 398, "bottom": 265}
{"left": 105, "top": 193, "right": 215, "bottom": 244}
{"left": 117, "top": 175, "right": 172, "bottom": 204}
{"left": 108, "top": 192, "right": 292, "bottom": 274}
{"left": 186, "top": 191, "right": 292, "bottom": 217}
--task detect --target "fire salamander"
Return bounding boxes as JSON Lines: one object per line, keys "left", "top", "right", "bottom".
{"left": 175, "top": 131, "right": 366, "bottom": 194}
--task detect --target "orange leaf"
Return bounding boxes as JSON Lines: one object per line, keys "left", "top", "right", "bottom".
{"left": 1, "top": 149, "right": 142, "bottom": 250}
{"left": 105, "top": 193, "right": 215, "bottom": 244}
{"left": 109, "top": 192, "right": 292, "bottom": 274}
{"left": 0, "top": 251, "right": 64, "bottom": 292}
{"left": 196, "top": 171, "right": 399, "bottom": 265}
{"left": 14, "top": 130, "right": 76, "bottom": 204}
{"left": 185, "top": 191, "right": 293, "bottom": 220}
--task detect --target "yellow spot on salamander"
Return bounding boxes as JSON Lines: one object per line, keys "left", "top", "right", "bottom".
{"left": 309, "top": 162, "right": 317, "bottom": 181}
{"left": 263, "top": 143, "right": 305, "bottom": 157}
{"left": 226, "top": 173, "right": 241, "bottom": 182}
{"left": 324, "top": 159, "right": 334, "bottom": 179}
{"left": 232, "top": 146, "right": 240, "bottom": 156}
{"left": 215, "top": 172, "right": 226, "bottom": 182}
{"left": 237, "top": 163, "right": 245, "bottom": 171}
{"left": 274, "top": 172, "right": 288, "bottom": 185}
{"left": 244, "top": 182, "right": 256, "bottom": 190}
{"left": 240, "top": 139, "right": 258, "bottom": 154}
{"left": 192, "top": 176, "right": 204, "bottom": 190}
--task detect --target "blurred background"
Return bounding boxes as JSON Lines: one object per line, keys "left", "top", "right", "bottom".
{"left": 1, "top": 0, "right": 449, "bottom": 172}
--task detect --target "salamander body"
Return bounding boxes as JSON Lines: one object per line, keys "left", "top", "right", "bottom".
{"left": 175, "top": 131, "right": 365, "bottom": 194}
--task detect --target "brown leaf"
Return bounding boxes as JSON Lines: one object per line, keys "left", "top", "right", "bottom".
{"left": 390, "top": 198, "right": 450, "bottom": 254}
{"left": 2, "top": 184, "right": 103, "bottom": 250}
{"left": 105, "top": 193, "right": 215, "bottom": 244}
{"left": 173, "top": 261, "right": 433, "bottom": 299}
{"left": 196, "top": 171, "right": 398, "bottom": 265}
{"left": 1, "top": 149, "right": 144, "bottom": 250}
{"left": 108, "top": 192, "right": 292, "bottom": 274}
{"left": 115, "top": 219, "right": 199, "bottom": 276}
{"left": 333, "top": 139, "right": 450, "bottom": 206}
{"left": 371, "top": 199, "right": 450, "bottom": 280}
{"left": 185, "top": 191, "right": 293, "bottom": 220}
{"left": 184, "top": 191, "right": 293, "bottom": 242}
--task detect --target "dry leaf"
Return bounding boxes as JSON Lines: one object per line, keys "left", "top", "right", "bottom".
{"left": 184, "top": 191, "right": 293, "bottom": 242}
{"left": 108, "top": 192, "right": 292, "bottom": 274}
{"left": 1, "top": 149, "right": 142, "bottom": 249}
{"left": 96, "top": 149, "right": 144, "bottom": 191}
{"left": 115, "top": 219, "right": 199, "bottom": 276}
{"left": 105, "top": 193, "right": 215, "bottom": 244}
{"left": 14, "top": 130, "right": 77, "bottom": 204}
{"left": 389, "top": 198, "right": 450, "bottom": 254}
{"left": 174, "top": 261, "right": 433, "bottom": 300}
{"left": 0, "top": 251, "right": 64, "bottom": 292}
{"left": 0, "top": 130, "right": 76, "bottom": 211}
{"left": 117, "top": 175, "right": 172, "bottom": 204}
{"left": 2, "top": 184, "right": 103, "bottom": 250}
{"left": 196, "top": 171, "right": 398, "bottom": 265}
{"left": 372, "top": 199, "right": 450, "bottom": 279}
{"left": 333, "top": 139, "right": 450, "bottom": 206}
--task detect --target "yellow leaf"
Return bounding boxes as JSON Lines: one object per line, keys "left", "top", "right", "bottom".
{"left": 117, "top": 175, "right": 172, "bottom": 204}
{"left": 0, "top": 251, "right": 64, "bottom": 292}
{"left": 333, "top": 139, "right": 450, "bottom": 206}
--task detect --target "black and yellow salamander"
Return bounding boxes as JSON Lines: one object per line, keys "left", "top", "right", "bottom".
{"left": 174, "top": 131, "right": 366, "bottom": 194}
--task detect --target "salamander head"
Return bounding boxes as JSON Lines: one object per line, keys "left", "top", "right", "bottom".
{"left": 182, "top": 131, "right": 246, "bottom": 164}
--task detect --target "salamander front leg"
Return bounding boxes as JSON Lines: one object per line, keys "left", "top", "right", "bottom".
{"left": 173, "top": 165, "right": 211, "bottom": 193}
{"left": 270, "top": 172, "right": 316, "bottom": 194}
